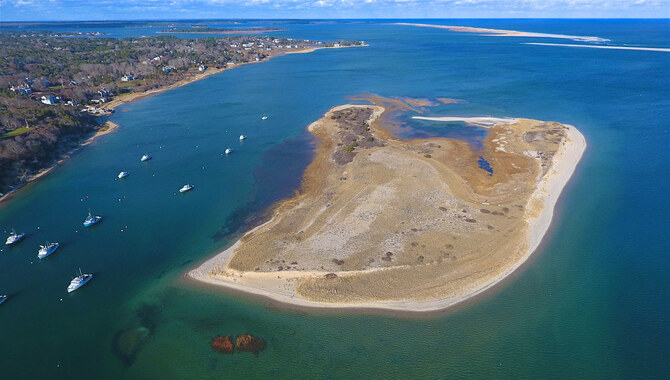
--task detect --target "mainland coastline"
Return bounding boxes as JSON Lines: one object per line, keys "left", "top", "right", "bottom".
{"left": 157, "top": 27, "right": 287, "bottom": 34}
{"left": 0, "top": 43, "right": 363, "bottom": 205}
{"left": 189, "top": 99, "right": 587, "bottom": 313}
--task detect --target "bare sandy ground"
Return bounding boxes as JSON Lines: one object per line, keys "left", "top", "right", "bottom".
{"left": 413, "top": 116, "right": 517, "bottom": 126}
{"left": 188, "top": 104, "right": 587, "bottom": 313}
{"left": 392, "top": 23, "right": 609, "bottom": 42}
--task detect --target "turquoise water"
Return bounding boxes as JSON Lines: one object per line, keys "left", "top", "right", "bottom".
{"left": 0, "top": 20, "right": 668, "bottom": 379}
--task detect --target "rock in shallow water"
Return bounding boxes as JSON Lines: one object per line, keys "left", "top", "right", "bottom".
{"left": 235, "top": 334, "right": 267, "bottom": 355}
{"left": 211, "top": 336, "right": 234, "bottom": 354}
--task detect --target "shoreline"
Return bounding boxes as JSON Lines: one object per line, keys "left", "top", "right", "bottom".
{"left": 0, "top": 44, "right": 362, "bottom": 205}
{"left": 0, "top": 121, "right": 119, "bottom": 205}
{"left": 100, "top": 45, "right": 365, "bottom": 112}
{"left": 156, "top": 29, "right": 286, "bottom": 35}
{"left": 187, "top": 107, "right": 587, "bottom": 314}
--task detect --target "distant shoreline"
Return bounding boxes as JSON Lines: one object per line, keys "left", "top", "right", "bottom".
{"left": 0, "top": 44, "right": 364, "bottom": 206}
{"left": 99, "top": 44, "right": 364, "bottom": 113}
{"left": 156, "top": 28, "right": 286, "bottom": 35}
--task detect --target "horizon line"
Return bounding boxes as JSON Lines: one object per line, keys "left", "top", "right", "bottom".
{"left": 1, "top": 17, "right": 669, "bottom": 24}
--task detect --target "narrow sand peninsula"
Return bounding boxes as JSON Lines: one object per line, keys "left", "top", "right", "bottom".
{"left": 189, "top": 104, "right": 586, "bottom": 312}
{"left": 393, "top": 23, "right": 609, "bottom": 42}
{"left": 525, "top": 42, "right": 670, "bottom": 53}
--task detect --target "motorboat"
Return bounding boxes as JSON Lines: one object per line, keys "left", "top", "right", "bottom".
{"left": 83, "top": 212, "right": 102, "bottom": 227}
{"left": 67, "top": 268, "right": 93, "bottom": 293}
{"left": 38, "top": 242, "right": 60, "bottom": 259}
{"left": 179, "top": 184, "right": 194, "bottom": 193}
{"left": 5, "top": 231, "right": 26, "bottom": 246}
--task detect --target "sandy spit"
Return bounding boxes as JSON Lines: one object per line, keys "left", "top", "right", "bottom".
{"left": 525, "top": 42, "right": 670, "bottom": 53}
{"left": 392, "top": 23, "right": 609, "bottom": 43}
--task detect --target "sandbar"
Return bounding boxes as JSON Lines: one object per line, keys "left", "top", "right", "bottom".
{"left": 393, "top": 23, "right": 609, "bottom": 42}
{"left": 525, "top": 42, "right": 670, "bottom": 53}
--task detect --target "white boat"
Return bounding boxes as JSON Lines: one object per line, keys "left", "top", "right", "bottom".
{"left": 118, "top": 171, "right": 129, "bottom": 179}
{"left": 83, "top": 212, "right": 102, "bottom": 227}
{"left": 5, "top": 231, "right": 26, "bottom": 246}
{"left": 261, "top": 116, "right": 268, "bottom": 120}
{"left": 225, "top": 148, "right": 232, "bottom": 155}
{"left": 67, "top": 268, "right": 93, "bottom": 293}
{"left": 179, "top": 184, "right": 194, "bottom": 193}
{"left": 38, "top": 242, "right": 60, "bottom": 259}
{"left": 0, "top": 295, "right": 6, "bottom": 305}
{"left": 239, "top": 134, "right": 247, "bottom": 140}
{"left": 140, "top": 154, "right": 152, "bottom": 162}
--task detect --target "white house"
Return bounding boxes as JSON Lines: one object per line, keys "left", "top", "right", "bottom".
{"left": 121, "top": 74, "right": 134, "bottom": 82}
{"left": 41, "top": 94, "right": 58, "bottom": 105}
{"left": 198, "top": 65, "right": 207, "bottom": 72}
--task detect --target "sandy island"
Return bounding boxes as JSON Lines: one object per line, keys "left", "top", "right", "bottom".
{"left": 188, "top": 102, "right": 586, "bottom": 312}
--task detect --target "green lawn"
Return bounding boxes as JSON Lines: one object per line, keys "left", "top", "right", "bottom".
{"left": 2, "top": 127, "right": 31, "bottom": 138}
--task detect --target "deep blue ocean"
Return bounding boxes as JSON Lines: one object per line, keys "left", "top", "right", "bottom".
{"left": 0, "top": 19, "right": 668, "bottom": 379}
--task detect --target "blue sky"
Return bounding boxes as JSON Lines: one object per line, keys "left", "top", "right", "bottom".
{"left": 0, "top": 0, "right": 668, "bottom": 21}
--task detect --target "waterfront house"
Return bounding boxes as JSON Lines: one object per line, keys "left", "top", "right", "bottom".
{"left": 98, "top": 88, "right": 112, "bottom": 100}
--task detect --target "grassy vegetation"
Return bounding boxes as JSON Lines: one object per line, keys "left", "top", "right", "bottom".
{"left": 344, "top": 144, "right": 357, "bottom": 152}
{"left": 2, "top": 127, "right": 31, "bottom": 138}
